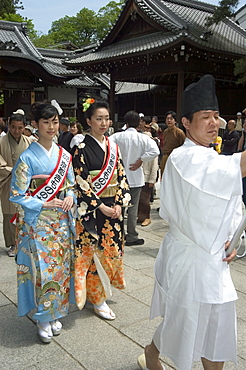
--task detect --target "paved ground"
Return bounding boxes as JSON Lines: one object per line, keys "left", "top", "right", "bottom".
{"left": 0, "top": 193, "right": 246, "bottom": 370}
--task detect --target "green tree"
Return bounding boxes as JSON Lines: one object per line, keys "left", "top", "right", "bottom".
{"left": 34, "top": 1, "right": 124, "bottom": 49}
{"left": 0, "top": 0, "right": 23, "bottom": 17}
{"left": 96, "top": 1, "right": 124, "bottom": 39}
{"left": 234, "top": 57, "right": 246, "bottom": 85}
{"left": 49, "top": 9, "right": 97, "bottom": 47}
{"left": 204, "top": 0, "right": 246, "bottom": 83}
{"left": 0, "top": 13, "right": 37, "bottom": 39}
{"left": 31, "top": 33, "right": 56, "bottom": 48}
{"left": 206, "top": 0, "right": 239, "bottom": 26}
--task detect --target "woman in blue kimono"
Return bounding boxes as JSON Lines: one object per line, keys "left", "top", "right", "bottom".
{"left": 10, "top": 103, "right": 75, "bottom": 343}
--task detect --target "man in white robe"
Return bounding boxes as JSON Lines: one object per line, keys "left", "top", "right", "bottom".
{"left": 138, "top": 75, "right": 245, "bottom": 370}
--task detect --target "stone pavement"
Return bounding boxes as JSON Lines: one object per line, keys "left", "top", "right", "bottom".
{"left": 0, "top": 196, "right": 246, "bottom": 370}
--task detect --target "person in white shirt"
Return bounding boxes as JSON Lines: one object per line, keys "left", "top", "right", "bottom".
{"left": 137, "top": 74, "right": 243, "bottom": 370}
{"left": 110, "top": 111, "right": 159, "bottom": 246}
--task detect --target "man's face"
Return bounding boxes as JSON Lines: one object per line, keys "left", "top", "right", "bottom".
{"left": 0, "top": 118, "right": 4, "bottom": 124}
{"left": 59, "top": 123, "right": 68, "bottom": 132}
{"left": 9, "top": 120, "right": 25, "bottom": 142}
{"left": 166, "top": 114, "right": 176, "bottom": 128}
{"left": 227, "top": 120, "right": 235, "bottom": 132}
{"left": 182, "top": 110, "right": 220, "bottom": 146}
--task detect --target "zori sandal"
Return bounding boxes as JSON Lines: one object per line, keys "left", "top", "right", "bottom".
{"left": 137, "top": 353, "right": 166, "bottom": 370}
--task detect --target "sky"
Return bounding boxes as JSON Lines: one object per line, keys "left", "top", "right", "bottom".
{"left": 19, "top": 0, "right": 245, "bottom": 35}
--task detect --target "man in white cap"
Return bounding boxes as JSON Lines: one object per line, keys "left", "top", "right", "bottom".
{"left": 235, "top": 112, "right": 243, "bottom": 135}
{"left": 138, "top": 75, "right": 246, "bottom": 370}
{"left": 13, "top": 109, "right": 25, "bottom": 115}
{"left": 0, "top": 112, "right": 32, "bottom": 256}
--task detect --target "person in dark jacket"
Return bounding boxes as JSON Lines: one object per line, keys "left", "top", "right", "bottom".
{"left": 58, "top": 118, "right": 73, "bottom": 152}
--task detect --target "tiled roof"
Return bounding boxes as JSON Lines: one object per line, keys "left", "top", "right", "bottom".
{"left": 0, "top": 21, "right": 102, "bottom": 88}
{"left": 0, "top": 21, "right": 81, "bottom": 78}
{"left": 67, "top": 31, "right": 179, "bottom": 64}
{"left": 66, "top": 0, "right": 246, "bottom": 66}
{"left": 65, "top": 76, "right": 99, "bottom": 87}
{"left": 0, "top": 21, "right": 42, "bottom": 59}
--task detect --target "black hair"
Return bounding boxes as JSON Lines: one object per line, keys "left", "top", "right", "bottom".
{"left": 142, "top": 116, "right": 151, "bottom": 124}
{"left": 84, "top": 100, "right": 109, "bottom": 120}
{"left": 29, "top": 101, "right": 44, "bottom": 120}
{"left": 34, "top": 103, "right": 58, "bottom": 123}
{"left": 165, "top": 111, "right": 177, "bottom": 121}
{"left": 123, "top": 110, "right": 140, "bottom": 128}
{"left": 9, "top": 114, "right": 26, "bottom": 125}
{"left": 152, "top": 116, "right": 158, "bottom": 121}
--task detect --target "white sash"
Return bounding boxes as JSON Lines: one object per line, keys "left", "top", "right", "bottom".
{"left": 11, "top": 146, "right": 71, "bottom": 224}
{"left": 92, "top": 138, "right": 118, "bottom": 196}
{"left": 33, "top": 146, "right": 71, "bottom": 201}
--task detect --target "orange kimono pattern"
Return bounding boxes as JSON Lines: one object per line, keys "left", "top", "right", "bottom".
{"left": 72, "top": 135, "right": 131, "bottom": 309}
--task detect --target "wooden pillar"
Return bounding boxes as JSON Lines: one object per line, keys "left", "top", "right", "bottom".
{"left": 109, "top": 71, "right": 115, "bottom": 125}
{"left": 31, "top": 91, "right": 35, "bottom": 105}
{"left": 176, "top": 71, "right": 184, "bottom": 122}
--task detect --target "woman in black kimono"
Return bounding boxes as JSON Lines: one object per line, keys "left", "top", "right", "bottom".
{"left": 73, "top": 100, "right": 130, "bottom": 320}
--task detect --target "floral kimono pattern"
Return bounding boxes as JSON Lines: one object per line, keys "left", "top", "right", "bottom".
{"left": 10, "top": 142, "right": 76, "bottom": 322}
{"left": 72, "top": 134, "right": 131, "bottom": 309}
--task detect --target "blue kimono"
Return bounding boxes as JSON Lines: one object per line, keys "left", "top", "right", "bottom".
{"left": 10, "top": 142, "right": 75, "bottom": 322}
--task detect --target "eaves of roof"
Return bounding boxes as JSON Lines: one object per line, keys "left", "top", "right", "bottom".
{"left": 0, "top": 51, "right": 68, "bottom": 80}
{"left": 0, "top": 21, "right": 77, "bottom": 79}
{"left": 66, "top": 0, "right": 245, "bottom": 67}
{"left": 66, "top": 31, "right": 179, "bottom": 65}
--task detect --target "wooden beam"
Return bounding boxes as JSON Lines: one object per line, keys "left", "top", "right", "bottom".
{"left": 110, "top": 70, "right": 116, "bottom": 124}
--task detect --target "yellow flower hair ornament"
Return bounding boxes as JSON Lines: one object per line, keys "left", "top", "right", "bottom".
{"left": 83, "top": 97, "right": 95, "bottom": 112}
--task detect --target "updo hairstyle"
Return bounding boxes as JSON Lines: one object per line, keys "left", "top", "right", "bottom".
{"left": 84, "top": 100, "right": 109, "bottom": 120}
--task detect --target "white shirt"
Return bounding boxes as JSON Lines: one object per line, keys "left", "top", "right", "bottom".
{"left": 110, "top": 128, "right": 159, "bottom": 187}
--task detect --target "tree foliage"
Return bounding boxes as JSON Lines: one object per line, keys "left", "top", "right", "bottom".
{"left": 44, "top": 2, "right": 124, "bottom": 48}
{"left": 97, "top": 1, "right": 125, "bottom": 40}
{"left": 49, "top": 9, "right": 98, "bottom": 47}
{"left": 234, "top": 57, "right": 246, "bottom": 85}
{"left": 0, "top": 0, "right": 23, "bottom": 17}
{"left": 206, "top": 0, "right": 239, "bottom": 27}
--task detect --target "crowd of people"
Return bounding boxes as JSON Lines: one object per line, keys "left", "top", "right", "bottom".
{"left": 0, "top": 76, "right": 245, "bottom": 369}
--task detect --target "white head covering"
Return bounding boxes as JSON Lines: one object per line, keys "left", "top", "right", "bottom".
{"left": 13, "top": 109, "right": 25, "bottom": 115}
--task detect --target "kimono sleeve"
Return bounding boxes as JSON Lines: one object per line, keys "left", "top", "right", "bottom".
{"left": 9, "top": 155, "right": 44, "bottom": 226}
{"left": 114, "top": 149, "right": 131, "bottom": 207}
{"left": 64, "top": 162, "right": 76, "bottom": 200}
{"left": 72, "top": 145, "right": 102, "bottom": 218}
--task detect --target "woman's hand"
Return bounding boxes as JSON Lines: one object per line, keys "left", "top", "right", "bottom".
{"left": 62, "top": 195, "right": 74, "bottom": 212}
{"left": 223, "top": 240, "right": 237, "bottom": 264}
{"left": 98, "top": 203, "right": 115, "bottom": 218}
{"left": 42, "top": 196, "right": 74, "bottom": 212}
{"left": 112, "top": 204, "right": 122, "bottom": 219}
{"left": 43, "top": 198, "right": 64, "bottom": 209}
